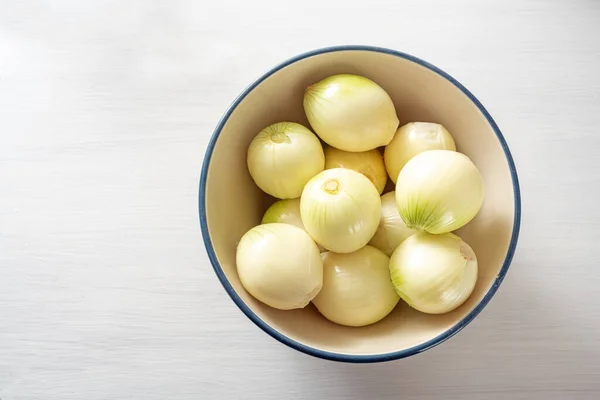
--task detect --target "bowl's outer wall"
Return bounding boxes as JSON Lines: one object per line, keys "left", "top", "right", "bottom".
{"left": 199, "top": 46, "right": 520, "bottom": 363}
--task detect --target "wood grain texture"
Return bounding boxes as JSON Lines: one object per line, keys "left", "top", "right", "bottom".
{"left": 1, "top": 0, "right": 599, "bottom": 399}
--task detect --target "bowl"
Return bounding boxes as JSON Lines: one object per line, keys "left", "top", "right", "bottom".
{"left": 199, "top": 45, "right": 521, "bottom": 363}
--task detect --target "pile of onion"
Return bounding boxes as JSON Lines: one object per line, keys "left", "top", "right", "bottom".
{"left": 235, "top": 74, "right": 485, "bottom": 327}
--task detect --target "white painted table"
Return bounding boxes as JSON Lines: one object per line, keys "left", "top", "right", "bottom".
{"left": 1, "top": 1, "right": 599, "bottom": 399}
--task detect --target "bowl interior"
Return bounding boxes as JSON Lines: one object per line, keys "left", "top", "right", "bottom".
{"left": 202, "top": 49, "right": 516, "bottom": 358}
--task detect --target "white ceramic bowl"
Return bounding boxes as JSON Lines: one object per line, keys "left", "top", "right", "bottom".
{"left": 199, "top": 45, "right": 521, "bottom": 362}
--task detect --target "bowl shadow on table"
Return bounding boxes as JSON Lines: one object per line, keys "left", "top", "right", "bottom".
{"left": 289, "top": 218, "right": 578, "bottom": 396}
{"left": 290, "top": 250, "right": 564, "bottom": 398}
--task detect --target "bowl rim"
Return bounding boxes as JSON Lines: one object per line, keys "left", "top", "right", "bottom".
{"left": 198, "top": 45, "right": 521, "bottom": 363}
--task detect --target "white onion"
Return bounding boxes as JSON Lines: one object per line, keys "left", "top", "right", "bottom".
{"left": 384, "top": 122, "right": 456, "bottom": 183}
{"left": 236, "top": 223, "right": 323, "bottom": 310}
{"left": 303, "top": 74, "right": 399, "bottom": 152}
{"left": 368, "top": 192, "right": 415, "bottom": 256}
{"left": 389, "top": 233, "right": 478, "bottom": 314}
{"left": 324, "top": 146, "right": 387, "bottom": 194}
{"left": 396, "top": 150, "right": 484, "bottom": 234}
{"left": 312, "top": 246, "right": 400, "bottom": 327}
{"left": 247, "top": 122, "right": 324, "bottom": 199}
{"left": 300, "top": 168, "right": 381, "bottom": 253}
{"left": 261, "top": 198, "right": 325, "bottom": 252}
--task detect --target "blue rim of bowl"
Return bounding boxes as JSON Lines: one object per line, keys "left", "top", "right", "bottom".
{"left": 198, "top": 45, "right": 521, "bottom": 363}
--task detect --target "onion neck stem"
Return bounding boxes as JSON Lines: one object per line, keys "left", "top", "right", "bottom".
{"left": 323, "top": 179, "right": 340, "bottom": 194}
{"left": 270, "top": 132, "right": 290, "bottom": 144}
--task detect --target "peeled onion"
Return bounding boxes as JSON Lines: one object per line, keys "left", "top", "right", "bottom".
{"left": 368, "top": 192, "right": 415, "bottom": 256}
{"left": 396, "top": 150, "right": 484, "bottom": 234}
{"left": 236, "top": 223, "right": 323, "bottom": 310}
{"left": 247, "top": 122, "right": 324, "bottom": 199}
{"left": 300, "top": 168, "right": 381, "bottom": 253}
{"left": 389, "top": 233, "right": 478, "bottom": 314}
{"left": 384, "top": 122, "right": 456, "bottom": 183}
{"left": 312, "top": 246, "right": 400, "bottom": 327}
{"left": 261, "top": 198, "right": 304, "bottom": 227}
{"left": 324, "top": 146, "right": 387, "bottom": 194}
{"left": 261, "top": 198, "right": 325, "bottom": 251}
{"left": 303, "top": 74, "right": 399, "bottom": 152}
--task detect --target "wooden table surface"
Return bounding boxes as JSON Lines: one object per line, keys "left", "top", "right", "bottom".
{"left": 1, "top": 1, "right": 599, "bottom": 399}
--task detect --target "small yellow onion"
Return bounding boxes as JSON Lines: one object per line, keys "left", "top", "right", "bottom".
{"left": 384, "top": 122, "right": 456, "bottom": 183}
{"left": 247, "top": 122, "right": 324, "bottom": 199}
{"left": 396, "top": 150, "right": 484, "bottom": 234}
{"left": 300, "top": 168, "right": 381, "bottom": 253}
{"left": 236, "top": 223, "right": 323, "bottom": 310}
{"left": 368, "top": 192, "right": 415, "bottom": 256}
{"left": 324, "top": 146, "right": 387, "bottom": 194}
{"left": 261, "top": 198, "right": 304, "bottom": 227}
{"left": 313, "top": 246, "right": 400, "bottom": 327}
{"left": 304, "top": 74, "right": 399, "bottom": 152}
{"left": 261, "top": 198, "right": 325, "bottom": 251}
{"left": 389, "top": 233, "right": 478, "bottom": 314}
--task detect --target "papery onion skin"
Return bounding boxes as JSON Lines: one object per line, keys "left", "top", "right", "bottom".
{"left": 304, "top": 74, "right": 399, "bottom": 152}
{"left": 261, "top": 198, "right": 325, "bottom": 252}
{"left": 247, "top": 122, "right": 324, "bottom": 199}
{"left": 368, "top": 192, "right": 415, "bottom": 256}
{"left": 396, "top": 150, "right": 484, "bottom": 234}
{"left": 313, "top": 246, "right": 400, "bottom": 327}
{"left": 324, "top": 146, "right": 387, "bottom": 194}
{"left": 300, "top": 168, "right": 381, "bottom": 253}
{"left": 389, "top": 233, "right": 478, "bottom": 314}
{"left": 384, "top": 122, "right": 456, "bottom": 183}
{"left": 236, "top": 223, "right": 323, "bottom": 310}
